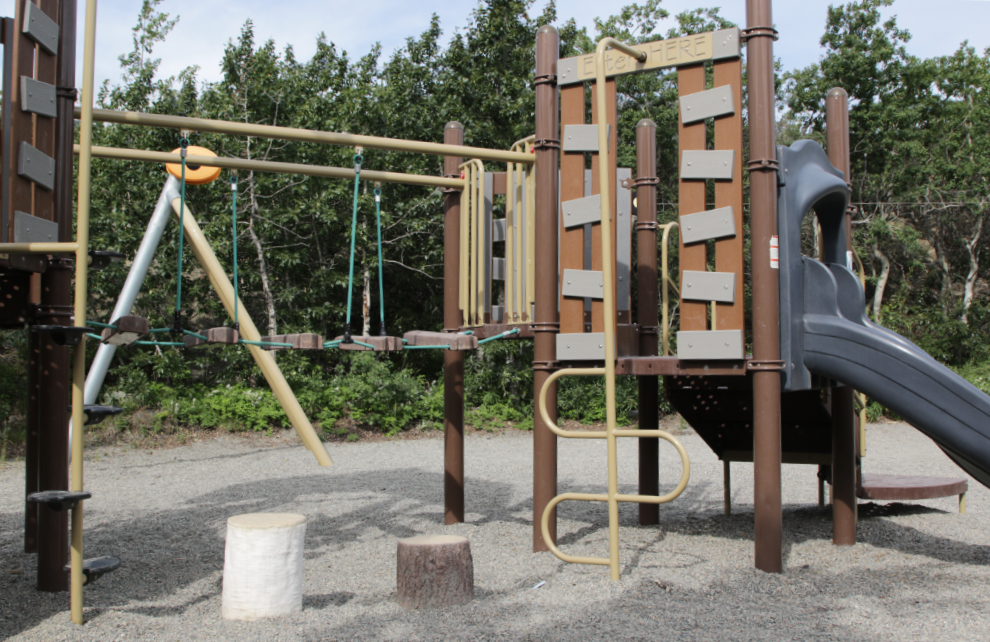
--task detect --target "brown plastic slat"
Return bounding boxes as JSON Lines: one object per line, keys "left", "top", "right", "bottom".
{"left": 677, "top": 64, "right": 707, "bottom": 331}
{"left": 858, "top": 474, "right": 967, "bottom": 501}
{"left": 714, "top": 58, "right": 745, "bottom": 333}
{"left": 559, "top": 84, "right": 585, "bottom": 335}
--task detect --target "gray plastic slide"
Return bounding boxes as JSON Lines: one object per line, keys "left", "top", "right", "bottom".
{"left": 802, "top": 259, "right": 990, "bottom": 489}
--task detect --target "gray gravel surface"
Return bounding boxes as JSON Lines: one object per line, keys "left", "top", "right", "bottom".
{"left": 2, "top": 421, "right": 989, "bottom": 641}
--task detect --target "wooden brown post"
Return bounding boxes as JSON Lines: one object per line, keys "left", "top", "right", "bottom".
{"left": 443, "top": 122, "right": 465, "bottom": 525}
{"left": 532, "top": 25, "right": 559, "bottom": 551}
{"left": 677, "top": 64, "right": 707, "bottom": 334}
{"left": 827, "top": 86, "right": 857, "bottom": 545}
{"left": 635, "top": 119, "right": 660, "bottom": 525}
{"left": 746, "top": 0, "right": 784, "bottom": 573}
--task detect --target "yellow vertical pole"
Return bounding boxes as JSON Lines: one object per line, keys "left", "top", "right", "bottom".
{"left": 169, "top": 198, "right": 333, "bottom": 466}
{"left": 69, "top": 0, "right": 101, "bottom": 625}
{"left": 505, "top": 159, "right": 515, "bottom": 323}
{"left": 474, "top": 161, "right": 484, "bottom": 325}
{"left": 459, "top": 167, "right": 470, "bottom": 327}
{"left": 595, "top": 37, "right": 645, "bottom": 581}
{"left": 525, "top": 144, "right": 536, "bottom": 319}
{"left": 514, "top": 156, "right": 525, "bottom": 319}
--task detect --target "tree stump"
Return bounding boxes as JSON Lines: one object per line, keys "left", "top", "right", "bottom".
{"left": 396, "top": 535, "right": 473, "bottom": 609}
{"left": 222, "top": 513, "right": 306, "bottom": 621}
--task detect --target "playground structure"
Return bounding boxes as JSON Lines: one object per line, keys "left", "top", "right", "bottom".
{"left": 7, "top": 0, "right": 990, "bottom": 626}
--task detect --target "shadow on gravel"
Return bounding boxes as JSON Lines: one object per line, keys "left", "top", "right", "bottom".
{"left": 2, "top": 463, "right": 987, "bottom": 639}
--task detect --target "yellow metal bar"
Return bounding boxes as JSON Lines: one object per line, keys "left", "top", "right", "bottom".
{"left": 169, "top": 198, "right": 333, "bottom": 466}
{"left": 505, "top": 157, "right": 515, "bottom": 323}
{"left": 473, "top": 160, "right": 484, "bottom": 326}
{"left": 525, "top": 142, "right": 537, "bottom": 317}
{"left": 660, "top": 223, "right": 679, "bottom": 356}
{"left": 0, "top": 242, "right": 79, "bottom": 254}
{"left": 459, "top": 177, "right": 469, "bottom": 327}
{"left": 960, "top": 492, "right": 967, "bottom": 514}
{"left": 465, "top": 163, "right": 476, "bottom": 325}
{"left": 69, "top": 0, "right": 101, "bottom": 625}
{"left": 81, "top": 145, "right": 465, "bottom": 190}
{"left": 514, "top": 152, "right": 525, "bottom": 320}
{"left": 82, "top": 108, "right": 534, "bottom": 165}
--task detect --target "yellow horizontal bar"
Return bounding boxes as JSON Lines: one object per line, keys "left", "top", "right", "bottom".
{"left": 79, "top": 146, "right": 465, "bottom": 190}
{"left": 0, "top": 242, "right": 78, "bottom": 254}
{"left": 81, "top": 108, "right": 535, "bottom": 165}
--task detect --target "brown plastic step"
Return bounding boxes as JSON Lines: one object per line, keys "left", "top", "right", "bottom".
{"left": 64, "top": 556, "right": 121, "bottom": 585}
{"left": 403, "top": 331, "right": 478, "bottom": 351}
{"left": 183, "top": 327, "right": 239, "bottom": 348}
{"left": 100, "top": 316, "right": 149, "bottom": 346}
{"left": 334, "top": 335, "right": 404, "bottom": 352}
{"left": 858, "top": 473, "right": 967, "bottom": 502}
{"left": 261, "top": 333, "right": 323, "bottom": 351}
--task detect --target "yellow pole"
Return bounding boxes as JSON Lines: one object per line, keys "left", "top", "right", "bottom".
{"left": 79, "top": 145, "right": 465, "bottom": 190}
{"left": 69, "top": 0, "right": 101, "bottom": 625}
{"left": 82, "top": 108, "right": 533, "bottom": 165}
{"left": 595, "top": 37, "right": 646, "bottom": 581}
{"left": 169, "top": 198, "right": 333, "bottom": 466}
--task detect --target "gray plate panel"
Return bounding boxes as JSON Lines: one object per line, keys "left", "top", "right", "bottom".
{"left": 20, "top": 76, "right": 56, "bottom": 118}
{"left": 23, "top": 2, "right": 59, "bottom": 55}
{"left": 711, "top": 28, "right": 742, "bottom": 60}
{"left": 676, "top": 329, "right": 744, "bottom": 360}
{"left": 562, "top": 194, "right": 601, "bottom": 229}
{"left": 680, "top": 85, "right": 734, "bottom": 124}
{"left": 557, "top": 332, "right": 606, "bottom": 361}
{"left": 562, "top": 269, "right": 604, "bottom": 300}
{"left": 679, "top": 206, "right": 737, "bottom": 244}
{"left": 563, "top": 124, "right": 610, "bottom": 152}
{"left": 493, "top": 218, "right": 506, "bottom": 242}
{"left": 681, "top": 270, "right": 736, "bottom": 303}
{"left": 18, "top": 142, "right": 55, "bottom": 190}
{"left": 617, "top": 168, "right": 632, "bottom": 311}
{"left": 681, "top": 150, "right": 735, "bottom": 180}
{"left": 14, "top": 210, "right": 57, "bottom": 243}
{"left": 492, "top": 257, "right": 506, "bottom": 281}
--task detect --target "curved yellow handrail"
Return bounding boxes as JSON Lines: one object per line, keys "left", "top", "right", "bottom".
{"left": 538, "top": 367, "right": 607, "bottom": 439}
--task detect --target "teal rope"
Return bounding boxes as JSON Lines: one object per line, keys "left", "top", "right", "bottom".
{"left": 374, "top": 185, "right": 386, "bottom": 335}
{"left": 352, "top": 340, "right": 375, "bottom": 349}
{"left": 148, "top": 328, "right": 173, "bottom": 334}
{"left": 135, "top": 340, "right": 186, "bottom": 347}
{"left": 231, "top": 173, "right": 239, "bottom": 328}
{"left": 87, "top": 321, "right": 116, "bottom": 329}
{"left": 342, "top": 153, "right": 363, "bottom": 343}
{"left": 85, "top": 333, "right": 102, "bottom": 341}
{"left": 182, "top": 329, "right": 208, "bottom": 341}
{"left": 477, "top": 328, "right": 521, "bottom": 345}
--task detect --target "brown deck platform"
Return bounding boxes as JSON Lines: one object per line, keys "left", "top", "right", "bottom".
{"left": 615, "top": 356, "right": 748, "bottom": 376}
{"left": 100, "top": 315, "right": 149, "bottom": 347}
{"left": 334, "top": 335, "right": 403, "bottom": 352}
{"left": 184, "top": 327, "right": 239, "bottom": 348}
{"left": 858, "top": 473, "right": 967, "bottom": 502}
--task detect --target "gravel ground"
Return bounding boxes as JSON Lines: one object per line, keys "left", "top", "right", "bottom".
{"left": 2, "top": 421, "right": 989, "bottom": 641}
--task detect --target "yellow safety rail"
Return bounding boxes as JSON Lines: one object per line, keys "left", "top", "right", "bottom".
{"left": 536, "top": 38, "right": 690, "bottom": 581}
{"left": 506, "top": 136, "right": 536, "bottom": 324}
{"left": 458, "top": 159, "right": 484, "bottom": 326}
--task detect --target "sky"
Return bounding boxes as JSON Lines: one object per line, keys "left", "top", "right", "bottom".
{"left": 4, "top": 0, "right": 990, "bottom": 92}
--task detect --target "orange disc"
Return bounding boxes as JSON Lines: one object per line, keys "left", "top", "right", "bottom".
{"left": 165, "top": 145, "right": 222, "bottom": 185}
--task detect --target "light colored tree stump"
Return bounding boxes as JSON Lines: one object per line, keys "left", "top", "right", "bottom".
{"left": 222, "top": 513, "right": 306, "bottom": 621}
{"left": 396, "top": 535, "right": 474, "bottom": 609}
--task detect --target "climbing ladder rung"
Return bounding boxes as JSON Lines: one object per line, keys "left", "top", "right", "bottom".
{"left": 676, "top": 329, "right": 744, "bottom": 360}
{"left": 18, "top": 142, "right": 55, "bottom": 190}
{"left": 680, "top": 150, "right": 735, "bottom": 180}
{"left": 679, "top": 84, "right": 735, "bottom": 124}
{"left": 403, "top": 331, "right": 478, "bottom": 351}
{"left": 679, "top": 206, "right": 737, "bottom": 244}
{"left": 63, "top": 556, "right": 121, "bottom": 585}
{"left": 680, "top": 271, "right": 736, "bottom": 303}
{"left": 27, "top": 490, "right": 90, "bottom": 512}
{"left": 334, "top": 335, "right": 404, "bottom": 352}
{"left": 100, "top": 315, "right": 149, "bottom": 346}
{"left": 20, "top": 76, "right": 57, "bottom": 117}
{"left": 561, "top": 194, "right": 601, "bottom": 228}
{"left": 562, "top": 124, "right": 610, "bottom": 152}
{"left": 561, "top": 269, "right": 603, "bottom": 299}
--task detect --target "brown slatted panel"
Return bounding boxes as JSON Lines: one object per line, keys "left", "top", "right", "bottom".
{"left": 559, "top": 84, "right": 585, "bottom": 335}
{"left": 590, "top": 79, "right": 617, "bottom": 333}
{"left": 677, "top": 64, "right": 707, "bottom": 331}
{"left": 713, "top": 58, "right": 744, "bottom": 333}
{"left": 7, "top": 1, "right": 36, "bottom": 242}
{"left": 33, "top": 0, "right": 58, "bottom": 226}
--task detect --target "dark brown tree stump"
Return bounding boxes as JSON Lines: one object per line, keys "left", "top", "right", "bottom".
{"left": 396, "top": 535, "right": 473, "bottom": 609}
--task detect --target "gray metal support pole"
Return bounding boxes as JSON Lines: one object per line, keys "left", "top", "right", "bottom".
{"left": 81, "top": 176, "right": 179, "bottom": 404}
